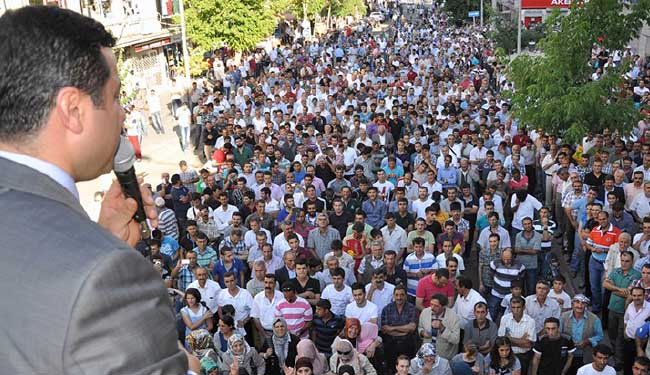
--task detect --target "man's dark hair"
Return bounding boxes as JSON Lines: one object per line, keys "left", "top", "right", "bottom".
{"left": 593, "top": 344, "right": 612, "bottom": 357}
{"left": 331, "top": 267, "right": 346, "bottom": 278}
{"left": 544, "top": 317, "right": 560, "bottom": 326}
{"left": 456, "top": 276, "right": 472, "bottom": 290}
{"left": 436, "top": 268, "right": 450, "bottom": 279}
{"left": 431, "top": 293, "right": 448, "bottom": 306}
{"left": 351, "top": 282, "right": 365, "bottom": 293}
{"left": 0, "top": 6, "right": 116, "bottom": 142}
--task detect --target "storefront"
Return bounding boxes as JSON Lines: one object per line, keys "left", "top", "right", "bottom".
{"left": 521, "top": 0, "right": 570, "bottom": 27}
{"left": 119, "top": 32, "right": 182, "bottom": 88}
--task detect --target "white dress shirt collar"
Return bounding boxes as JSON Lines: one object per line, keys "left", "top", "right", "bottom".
{"left": 0, "top": 150, "right": 79, "bottom": 199}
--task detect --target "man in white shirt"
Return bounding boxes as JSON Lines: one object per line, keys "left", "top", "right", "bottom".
{"left": 186, "top": 267, "right": 222, "bottom": 313}
{"left": 413, "top": 186, "right": 435, "bottom": 219}
{"left": 218, "top": 271, "right": 254, "bottom": 336}
{"left": 453, "top": 276, "right": 488, "bottom": 327}
{"left": 381, "top": 213, "right": 408, "bottom": 254}
{"left": 576, "top": 344, "right": 616, "bottom": 375}
{"left": 321, "top": 267, "right": 353, "bottom": 316}
{"left": 250, "top": 273, "right": 283, "bottom": 344}
{"left": 273, "top": 221, "right": 305, "bottom": 257}
{"left": 365, "top": 268, "right": 395, "bottom": 324}
{"left": 623, "top": 287, "right": 650, "bottom": 374}
{"left": 213, "top": 191, "right": 238, "bottom": 236}
{"left": 345, "top": 282, "right": 379, "bottom": 324}
{"left": 498, "top": 296, "right": 537, "bottom": 375}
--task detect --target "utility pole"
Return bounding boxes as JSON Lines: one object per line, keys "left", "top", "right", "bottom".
{"left": 480, "top": 0, "right": 483, "bottom": 27}
{"left": 516, "top": 0, "right": 522, "bottom": 54}
{"left": 178, "top": 0, "right": 191, "bottom": 83}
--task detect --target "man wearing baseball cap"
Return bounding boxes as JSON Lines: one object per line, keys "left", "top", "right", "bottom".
{"left": 275, "top": 282, "right": 313, "bottom": 339}
{"left": 560, "top": 294, "right": 604, "bottom": 375}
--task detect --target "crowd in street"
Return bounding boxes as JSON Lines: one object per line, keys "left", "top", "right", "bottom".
{"left": 126, "top": 3, "right": 650, "bottom": 375}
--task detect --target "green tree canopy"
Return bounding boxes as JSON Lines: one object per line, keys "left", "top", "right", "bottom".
{"left": 183, "top": 0, "right": 276, "bottom": 52}
{"left": 506, "top": 0, "right": 650, "bottom": 141}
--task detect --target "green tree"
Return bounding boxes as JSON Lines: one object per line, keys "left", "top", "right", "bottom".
{"left": 491, "top": 15, "right": 544, "bottom": 54}
{"left": 183, "top": 0, "right": 276, "bottom": 52}
{"left": 506, "top": 0, "right": 650, "bottom": 141}
{"left": 176, "top": 47, "right": 210, "bottom": 77}
{"left": 444, "top": 0, "right": 481, "bottom": 26}
{"left": 331, "top": 0, "right": 366, "bottom": 17}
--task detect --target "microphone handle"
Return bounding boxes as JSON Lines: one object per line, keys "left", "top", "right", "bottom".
{"left": 114, "top": 168, "right": 151, "bottom": 239}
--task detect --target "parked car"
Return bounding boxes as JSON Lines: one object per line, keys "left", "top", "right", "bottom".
{"left": 369, "top": 12, "right": 385, "bottom": 22}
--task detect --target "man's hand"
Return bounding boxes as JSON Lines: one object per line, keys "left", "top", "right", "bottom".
{"left": 98, "top": 179, "right": 158, "bottom": 247}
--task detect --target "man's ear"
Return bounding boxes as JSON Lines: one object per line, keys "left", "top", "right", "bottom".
{"left": 55, "top": 87, "right": 85, "bottom": 135}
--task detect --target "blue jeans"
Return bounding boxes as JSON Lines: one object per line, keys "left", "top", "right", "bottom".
{"left": 487, "top": 293, "right": 503, "bottom": 323}
{"left": 525, "top": 268, "right": 538, "bottom": 296}
{"left": 589, "top": 256, "right": 605, "bottom": 313}
{"left": 570, "top": 231, "right": 584, "bottom": 273}
{"left": 180, "top": 126, "right": 190, "bottom": 151}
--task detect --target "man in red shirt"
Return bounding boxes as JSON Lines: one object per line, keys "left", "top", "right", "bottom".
{"left": 415, "top": 268, "right": 455, "bottom": 311}
{"left": 586, "top": 210, "right": 622, "bottom": 314}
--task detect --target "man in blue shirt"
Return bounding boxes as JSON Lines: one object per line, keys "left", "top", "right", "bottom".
{"left": 437, "top": 154, "right": 458, "bottom": 190}
{"left": 362, "top": 186, "right": 387, "bottom": 228}
{"left": 560, "top": 294, "right": 604, "bottom": 375}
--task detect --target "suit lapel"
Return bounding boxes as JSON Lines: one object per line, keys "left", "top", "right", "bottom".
{"left": 0, "top": 157, "right": 88, "bottom": 218}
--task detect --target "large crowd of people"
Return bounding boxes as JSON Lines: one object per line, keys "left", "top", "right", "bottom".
{"left": 128, "top": 3, "right": 650, "bottom": 375}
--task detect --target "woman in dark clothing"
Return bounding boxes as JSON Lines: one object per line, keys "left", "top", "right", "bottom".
{"left": 259, "top": 317, "right": 299, "bottom": 374}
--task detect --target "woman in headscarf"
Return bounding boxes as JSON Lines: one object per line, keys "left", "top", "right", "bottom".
{"left": 200, "top": 356, "right": 219, "bottom": 375}
{"left": 329, "top": 338, "right": 377, "bottom": 375}
{"left": 220, "top": 334, "right": 265, "bottom": 375}
{"left": 296, "top": 338, "right": 328, "bottom": 375}
{"left": 259, "top": 317, "right": 299, "bottom": 374}
{"left": 409, "top": 343, "right": 452, "bottom": 375}
{"left": 186, "top": 329, "right": 219, "bottom": 367}
{"left": 338, "top": 318, "right": 384, "bottom": 372}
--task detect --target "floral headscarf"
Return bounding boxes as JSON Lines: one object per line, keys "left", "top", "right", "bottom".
{"left": 226, "top": 333, "right": 250, "bottom": 357}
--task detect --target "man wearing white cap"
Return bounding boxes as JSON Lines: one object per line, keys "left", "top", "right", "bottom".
{"left": 560, "top": 294, "right": 604, "bottom": 375}
{"left": 155, "top": 196, "right": 179, "bottom": 240}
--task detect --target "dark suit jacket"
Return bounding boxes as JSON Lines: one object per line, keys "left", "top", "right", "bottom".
{"left": 0, "top": 157, "right": 186, "bottom": 374}
{"left": 275, "top": 266, "right": 293, "bottom": 287}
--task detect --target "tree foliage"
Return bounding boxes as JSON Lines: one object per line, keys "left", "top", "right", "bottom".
{"left": 176, "top": 47, "right": 210, "bottom": 78}
{"left": 444, "top": 0, "right": 482, "bottom": 26}
{"left": 506, "top": 0, "right": 650, "bottom": 141}
{"left": 331, "top": 0, "right": 366, "bottom": 17}
{"left": 183, "top": 0, "right": 276, "bottom": 52}
{"left": 490, "top": 15, "right": 545, "bottom": 54}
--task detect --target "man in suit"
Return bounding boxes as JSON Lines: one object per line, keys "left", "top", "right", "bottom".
{"left": 371, "top": 124, "right": 395, "bottom": 153}
{"left": 0, "top": 7, "right": 195, "bottom": 374}
{"left": 275, "top": 250, "right": 298, "bottom": 286}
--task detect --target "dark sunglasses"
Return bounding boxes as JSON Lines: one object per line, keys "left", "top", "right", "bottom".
{"left": 337, "top": 349, "right": 352, "bottom": 355}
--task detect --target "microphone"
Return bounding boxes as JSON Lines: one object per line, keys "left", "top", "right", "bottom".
{"left": 113, "top": 136, "right": 151, "bottom": 240}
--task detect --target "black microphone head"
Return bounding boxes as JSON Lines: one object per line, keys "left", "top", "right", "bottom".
{"left": 113, "top": 136, "right": 136, "bottom": 173}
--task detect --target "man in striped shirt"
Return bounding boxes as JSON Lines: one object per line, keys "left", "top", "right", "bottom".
{"left": 586, "top": 211, "right": 621, "bottom": 314}
{"left": 488, "top": 248, "right": 525, "bottom": 321}
{"left": 403, "top": 237, "right": 438, "bottom": 300}
{"left": 155, "top": 197, "right": 178, "bottom": 240}
{"left": 275, "top": 282, "right": 313, "bottom": 338}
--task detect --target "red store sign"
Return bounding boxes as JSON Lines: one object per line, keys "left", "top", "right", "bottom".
{"left": 521, "top": 0, "right": 571, "bottom": 8}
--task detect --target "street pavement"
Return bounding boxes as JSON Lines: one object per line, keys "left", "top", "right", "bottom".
{"left": 76, "top": 89, "right": 204, "bottom": 215}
